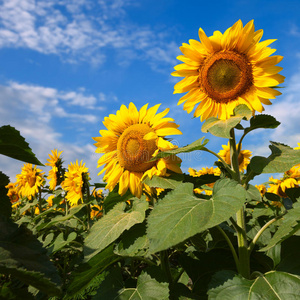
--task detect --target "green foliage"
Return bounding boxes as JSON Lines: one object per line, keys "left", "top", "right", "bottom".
{"left": 260, "top": 201, "right": 300, "bottom": 251}
{"left": 0, "top": 171, "right": 11, "bottom": 218}
{"left": 202, "top": 104, "right": 252, "bottom": 138}
{"left": 151, "top": 137, "right": 209, "bottom": 160}
{"left": 147, "top": 179, "right": 246, "bottom": 253}
{"left": 66, "top": 245, "right": 120, "bottom": 298}
{"left": 0, "top": 125, "right": 43, "bottom": 165}
{"left": 0, "top": 216, "right": 61, "bottom": 297}
{"left": 208, "top": 270, "right": 300, "bottom": 299}
{"left": 245, "top": 114, "right": 281, "bottom": 134}
{"left": 117, "top": 272, "right": 169, "bottom": 300}
{"left": 249, "top": 142, "right": 300, "bottom": 174}
{"left": 84, "top": 199, "right": 149, "bottom": 261}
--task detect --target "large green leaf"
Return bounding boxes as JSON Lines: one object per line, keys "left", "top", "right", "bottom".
{"left": 0, "top": 125, "right": 43, "bottom": 165}
{"left": 66, "top": 244, "right": 120, "bottom": 298}
{"left": 0, "top": 217, "right": 61, "bottom": 296}
{"left": 208, "top": 270, "right": 300, "bottom": 300}
{"left": 249, "top": 142, "right": 300, "bottom": 174}
{"left": 117, "top": 272, "right": 169, "bottom": 300}
{"left": 143, "top": 174, "right": 184, "bottom": 189}
{"left": 102, "top": 187, "right": 133, "bottom": 213}
{"left": 84, "top": 199, "right": 149, "bottom": 261}
{"left": 114, "top": 222, "right": 149, "bottom": 257}
{"left": 201, "top": 104, "right": 252, "bottom": 138}
{"left": 147, "top": 179, "right": 246, "bottom": 253}
{"left": 260, "top": 202, "right": 300, "bottom": 251}
{"left": 245, "top": 114, "right": 280, "bottom": 134}
{"left": 0, "top": 171, "right": 11, "bottom": 218}
{"left": 151, "top": 137, "right": 209, "bottom": 160}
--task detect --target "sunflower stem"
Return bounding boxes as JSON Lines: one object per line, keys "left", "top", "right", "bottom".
{"left": 216, "top": 225, "right": 240, "bottom": 272}
{"left": 202, "top": 147, "right": 234, "bottom": 176}
{"left": 229, "top": 128, "right": 250, "bottom": 279}
{"left": 160, "top": 251, "right": 173, "bottom": 288}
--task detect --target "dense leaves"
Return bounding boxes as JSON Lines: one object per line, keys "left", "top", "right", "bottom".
{"left": 147, "top": 179, "right": 246, "bottom": 253}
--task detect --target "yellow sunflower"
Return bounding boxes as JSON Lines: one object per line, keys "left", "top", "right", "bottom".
{"left": 45, "top": 149, "right": 64, "bottom": 190}
{"left": 61, "top": 160, "right": 89, "bottom": 206}
{"left": 93, "top": 102, "right": 182, "bottom": 198}
{"left": 172, "top": 20, "right": 284, "bottom": 121}
{"left": 294, "top": 143, "right": 300, "bottom": 150}
{"left": 255, "top": 184, "right": 267, "bottom": 196}
{"left": 218, "top": 142, "right": 252, "bottom": 171}
{"left": 189, "top": 166, "right": 220, "bottom": 195}
{"left": 5, "top": 182, "right": 20, "bottom": 207}
{"left": 15, "top": 163, "right": 45, "bottom": 200}
{"left": 268, "top": 166, "right": 300, "bottom": 198}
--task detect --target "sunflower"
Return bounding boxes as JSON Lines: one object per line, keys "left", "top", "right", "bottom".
{"left": 268, "top": 166, "right": 300, "bottom": 198}
{"left": 255, "top": 184, "right": 266, "bottom": 197}
{"left": 61, "top": 160, "right": 89, "bottom": 206}
{"left": 15, "top": 163, "right": 45, "bottom": 200}
{"left": 218, "top": 142, "right": 252, "bottom": 171}
{"left": 5, "top": 182, "right": 20, "bottom": 207}
{"left": 172, "top": 20, "right": 284, "bottom": 121}
{"left": 93, "top": 102, "right": 182, "bottom": 198}
{"left": 189, "top": 166, "right": 220, "bottom": 195}
{"left": 45, "top": 149, "right": 64, "bottom": 190}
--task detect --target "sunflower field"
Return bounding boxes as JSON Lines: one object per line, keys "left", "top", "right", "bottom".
{"left": 1, "top": 20, "right": 300, "bottom": 299}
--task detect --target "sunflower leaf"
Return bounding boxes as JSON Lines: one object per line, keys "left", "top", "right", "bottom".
{"left": 151, "top": 137, "right": 209, "bottom": 160}
{"left": 0, "top": 216, "right": 61, "bottom": 296}
{"left": 249, "top": 142, "right": 300, "bottom": 174}
{"left": 201, "top": 104, "right": 252, "bottom": 138}
{"left": 84, "top": 199, "right": 149, "bottom": 261}
{"left": 244, "top": 114, "right": 280, "bottom": 134}
{"left": 66, "top": 244, "right": 120, "bottom": 298}
{"left": 147, "top": 178, "right": 246, "bottom": 253}
{"left": 117, "top": 272, "right": 169, "bottom": 300}
{"left": 208, "top": 270, "right": 300, "bottom": 299}
{"left": 0, "top": 125, "right": 43, "bottom": 165}
{"left": 260, "top": 201, "right": 300, "bottom": 252}
{"left": 0, "top": 171, "right": 11, "bottom": 218}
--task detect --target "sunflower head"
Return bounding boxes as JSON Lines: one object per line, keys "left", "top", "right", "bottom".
{"left": 93, "top": 102, "right": 182, "bottom": 198}
{"left": 61, "top": 160, "right": 89, "bottom": 207}
{"left": 172, "top": 20, "right": 284, "bottom": 121}
{"left": 15, "top": 163, "right": 45, "bottom": 200}
{"left": 218, "top": 142, "right": 252, "bottom": 172}
{"left": 46, "top": 149, "right": 64, "bottom": 190}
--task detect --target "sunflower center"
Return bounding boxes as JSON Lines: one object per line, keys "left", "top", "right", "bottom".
{"left": 28, "top": 175, "right": 36, "bottom": 188}
{"left": 201, "top": 51, "right": 253, "bottom": 103}
{"left": 117, "top": 123, "right": 157, "bottom": 172}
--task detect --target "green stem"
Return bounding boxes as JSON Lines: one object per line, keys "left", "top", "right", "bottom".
{"left": 202, "top": 147, "right": 234, "bottom": 176}
{"left": 216, "top": 226, "right": 239, "bottom": 272}
{"left": 160, "top": 251, "right": 173, "bottom": 287}
{"left": 248, "top": 213, "right": 286, "bottom": 253}
{"left": 230, "top": 129, "right": 250, "bottom": 279}
{"left": 38, "top": 187, "right": 42, "bottom": 214}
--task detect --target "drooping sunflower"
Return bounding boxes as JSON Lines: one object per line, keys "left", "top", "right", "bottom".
{"left": 172, "top": 20, "right": 284, "bottom": 121}
{"left": 93, "top": 102, "right": 182, "bottom": 198}
{"left": 45, "top": 149, "right": 64, "bottom": 190}
{"left": 255, "top": 184, "right": 267, "bottom": 197}
{"left": 15, "top": 163, "right": 45, "bottom": 200}
{"left": 218, "top": 142, "right": 252, "bottom": 171}
{"left": 61, "top": 160, "right": 89, "bottom": 206}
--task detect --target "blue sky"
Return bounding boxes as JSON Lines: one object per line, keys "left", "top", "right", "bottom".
{"left": 1, "top": 0, "right": 300, "bottom": 186}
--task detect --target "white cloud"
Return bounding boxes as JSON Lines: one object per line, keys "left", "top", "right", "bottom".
{"left": 0, "top": 0, "right": 179, "bottom": 68}
{"left": 0, "top": 80, "right": 107, "bottom": 183}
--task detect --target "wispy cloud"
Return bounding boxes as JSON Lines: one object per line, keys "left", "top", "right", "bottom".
{"left": 0, "top": 80, "right": 109, "bottom": 181}
{"left": 0, "top": 0, "right": 179, "bottom": 68}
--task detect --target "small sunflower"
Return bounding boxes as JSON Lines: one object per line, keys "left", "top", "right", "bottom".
{"left": 15, "top": 163, "right": 45, "bottom": 200}
{"left": 5, "top": 182, "right": 20, "bottom": 206}
{"left": 61, "top": 160, "right": 89, "bottom": 206}
{"left": 90, "top": 205, "right": 103, "bottom": 219}
{"left": 189, "top": 166, "right": 220, "bottom": 195}
{"left": 93, "top": 102, "right": 182, "bottom": 198}
{"left": 45, "top": 149, "right": 64, "bottom": 190}
{"left": 255, "top": 184, "right": 267, "bottom": 197}
{"left": 268, "top": 166, "right": 300, "bottom": 198}
{"left": 294, "top": 143, "right": 300, "bottom": 150}
{"left": 172, "top": 20, "right": 284, "bottom": 121}
{"left": 218, "top": 142, "right": 252, "bottom": 171}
